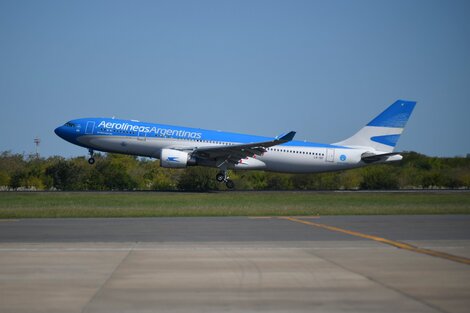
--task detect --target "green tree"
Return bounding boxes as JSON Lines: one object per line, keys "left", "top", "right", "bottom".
{"left": 95, "top": 158, "right": 138, "bottom": 190}
{"left": 316, "top": 172, "right": 341, "bottom": 190}
{"left": 291, "top": 174, "right": 316, "bottom": 190}
{"left": 0, "top": 151, "right": 26, "bottom": 176}
{"left": 245, "top": 171, "right": 268, "bottom": 190}
{"left": 137, "top": 158, "right": 178, "bottom": 190}
{"left": 265, "top": 173, "right": 293, "bottom": 190}
{"left": 1, "top": 150, "right": 468, "bottom": 191}
{"left": 0, "top": 171, "right": 9, "bottom": 187}
{"left": 177, "top": 167, "right": 219, "bottom": 191}
{"left": 360, "top": 165, "right": 399, "bottom": 190}
{"left": 45, "top": 160, "right": 84, "bottom": 190}
{"left": 338, "top": 170, "right": 362, "bottom": 190}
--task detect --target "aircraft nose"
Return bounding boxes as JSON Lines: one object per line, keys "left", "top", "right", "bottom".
{"left": 54, "top": 126, "right": 66, "bottom": 139}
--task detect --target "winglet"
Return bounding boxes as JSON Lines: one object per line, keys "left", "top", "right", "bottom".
{"left": 276, "top": 131, "right": 296, "bottom": 142}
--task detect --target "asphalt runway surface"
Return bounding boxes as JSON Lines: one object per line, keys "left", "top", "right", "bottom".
{"left": 1, "top": 215, "right": 470, "bottom": 313}
{"left": 2, "top": 215, "right": 470, "bottom": 242}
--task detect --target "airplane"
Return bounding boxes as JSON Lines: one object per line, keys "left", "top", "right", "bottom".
{"left": 54, "top": 99, "right": 416, "bottom": 189}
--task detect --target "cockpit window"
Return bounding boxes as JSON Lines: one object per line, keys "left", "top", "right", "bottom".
{"left": 64, "top": 122, "right": 75, "bottom": 127}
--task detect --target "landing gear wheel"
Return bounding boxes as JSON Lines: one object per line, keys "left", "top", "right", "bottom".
{"left": 216, "top": 172, "right": 225, "bottom": 182}
{"left": 225, "top": 179, "right": 235, "bottom": 189}
{"left": 87, "top": 149, "right": 95, "bottom": 165}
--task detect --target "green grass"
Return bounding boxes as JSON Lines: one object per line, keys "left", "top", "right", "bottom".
{"left": 0, "top": 191, "right": 469, "bottom": 218}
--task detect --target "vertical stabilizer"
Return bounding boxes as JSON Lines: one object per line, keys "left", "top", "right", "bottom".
{"left": 334, "top": 100, "right": 416, "bottom": 153}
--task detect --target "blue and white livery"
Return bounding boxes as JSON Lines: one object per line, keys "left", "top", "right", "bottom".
{"left": 55, "top": 100, "right": 416, "bottom": 188}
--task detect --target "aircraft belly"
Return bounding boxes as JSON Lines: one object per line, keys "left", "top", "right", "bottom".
{"left": 260, "top": 154, "right": 316, "bottom": 173}
{"left": 261, "top": 152, "right": 358, "bottom": 173}
{"left": 78, "top": 136, "right": 162, "bottom": 158}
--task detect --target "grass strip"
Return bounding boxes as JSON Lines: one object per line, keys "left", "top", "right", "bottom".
{"left": 0, "top": 191, "right": 469, "bottom": 218}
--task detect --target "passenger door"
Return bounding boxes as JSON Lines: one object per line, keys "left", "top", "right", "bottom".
{"left": 326, "top": 148, "right": 335, "bottom": 162}
{"left": 85, "top": 121, "right": 95, "bottom": 135}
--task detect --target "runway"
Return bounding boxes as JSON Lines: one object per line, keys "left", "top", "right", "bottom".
{"left": 1, "top": 216, "right": 470, "bottom": 313}
{"left": 2, "top": 215, "right": 470, "bottom": 242}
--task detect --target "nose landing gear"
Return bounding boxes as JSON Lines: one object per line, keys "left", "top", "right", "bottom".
{"left": 215, "top": 171, "right": 235, "bottom": 189}
{"left": 88, "top": 149, "right": 95, "bottom": 165}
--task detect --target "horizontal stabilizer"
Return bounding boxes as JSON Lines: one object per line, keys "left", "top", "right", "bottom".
{"left": 361, "top": 152, "right": 402, "bottom": 163}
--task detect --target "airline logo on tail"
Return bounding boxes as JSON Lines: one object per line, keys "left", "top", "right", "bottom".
{"left": 335, "top": 100, "right": 416, "bottom": 152}
{"left": 366, "top": 100, "right": 416, "bottom": 148}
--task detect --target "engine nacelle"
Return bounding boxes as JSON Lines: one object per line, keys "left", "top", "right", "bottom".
{"left": 160, "top": 149, "right": 190, "bottom": 168}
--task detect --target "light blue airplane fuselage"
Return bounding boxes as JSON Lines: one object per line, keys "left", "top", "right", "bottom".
{"left": 55, "top": 100, "right": 416, "bottom": 186}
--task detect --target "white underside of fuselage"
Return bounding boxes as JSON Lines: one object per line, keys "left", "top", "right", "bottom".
{"left": 77, "top": 135, "right": 370, "bottom": 173}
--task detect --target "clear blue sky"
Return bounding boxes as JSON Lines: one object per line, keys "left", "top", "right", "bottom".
{"left": 1, "top": 0, "right": 469, "bottom": 157}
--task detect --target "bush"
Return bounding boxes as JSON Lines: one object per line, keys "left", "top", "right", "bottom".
{"left": 0, "top": 171, "right": 9, "bottom": 187}
{"left": 96, "top": 160, "right": 138, "bottom": 190}
{"left": 177, "top": 167, "right": 219, "bottom": 191}
{"left": 0, "top": 151, "right": 468, "bottom": 190}
{"left": 45, "top": 161, "right": 85, "bottom": 190}
{"left": 265, "top": 173, "right": 293, "bottom": 190}
{"left": 360, "top": 166, "right": 399, "bottom": 190}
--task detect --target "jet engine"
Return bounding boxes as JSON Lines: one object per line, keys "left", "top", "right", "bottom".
{"left": 160, "top": 149, "right": 195, "bottom": 168}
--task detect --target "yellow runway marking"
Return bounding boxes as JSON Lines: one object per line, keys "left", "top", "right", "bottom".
{"left": 248, "top": 216, "right": 320, "bottom": 220}
{"left": 281, "top": 216, "right": 470, "bottom": 266}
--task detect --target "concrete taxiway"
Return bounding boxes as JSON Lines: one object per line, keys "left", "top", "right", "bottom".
{"left": 0, "top": 216, "right": 469, "bottom": 313}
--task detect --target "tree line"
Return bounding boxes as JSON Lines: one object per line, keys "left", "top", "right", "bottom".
{"left": 0, "top": 151, "right": 469, "bottom": 191}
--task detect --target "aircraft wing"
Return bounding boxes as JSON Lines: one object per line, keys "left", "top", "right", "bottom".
{"left": 192, "top": 131, "right": 296, "bottom": 165}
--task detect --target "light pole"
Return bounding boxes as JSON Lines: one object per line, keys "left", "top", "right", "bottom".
{"left": 34, "top": 137, "right": 40, "bottom": 158}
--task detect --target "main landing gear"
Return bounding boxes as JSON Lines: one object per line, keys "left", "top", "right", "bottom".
{"left": 216, "top": 171, "right": 235, "bottom": 189}
{"left": 88, "top": 149, "right": 95, "bottom": 165}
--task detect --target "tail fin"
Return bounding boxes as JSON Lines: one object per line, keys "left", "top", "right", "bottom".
{"left": 334, "top": 100, "right": 416, "bottom": 153}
